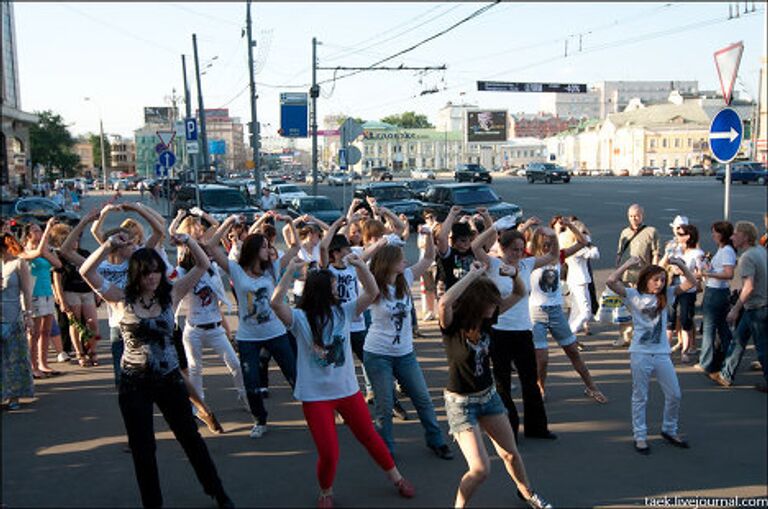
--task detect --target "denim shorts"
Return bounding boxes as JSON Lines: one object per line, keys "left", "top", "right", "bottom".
{"left": 531, "top": 305, "right": 576, "bottom": 349}
{"left": 444, "top": 387, "right": 506, "bottom": 436}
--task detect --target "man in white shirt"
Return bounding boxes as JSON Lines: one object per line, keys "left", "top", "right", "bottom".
{"left": 260, "top": 187, "right": 277, "bottom": 211}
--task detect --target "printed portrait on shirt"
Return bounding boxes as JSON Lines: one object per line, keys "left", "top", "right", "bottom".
{"left": 638, "top": 304, "right": 664, "bottom": 345}
{"left": 466, "top": 333, "right": 490, "bottom": 377}
{"left": 245, "top": 286, "right": 272, "bottom": 324}
{"left": 313, "top": 318, "right": 346, "bottom": 368}
{"left": 389, "top": 298, "right": 410, "bottom": 344}
{"left": 539, "top": 268, "right": 559, "bottom": 293}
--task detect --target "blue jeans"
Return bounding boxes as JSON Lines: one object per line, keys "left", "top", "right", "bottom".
{"left": 721, "top": 307, "right": 768, "bottom": 384}
{"left": 363, "top": 350, "right": 446, "bottom": 454}
{"left": 699, "top": 288, "right": 733, "bottom": 373}
{"left": 238, "top": 334, "right": 296, "bottom": 425}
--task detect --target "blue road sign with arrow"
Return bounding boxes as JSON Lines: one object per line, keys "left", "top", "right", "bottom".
{"left": 154, "top": 162, "right": 165, "bottom": 177}
{"left": 158, "top": 150, "right": 176, "bottom": 170}
{"left": 709, "top": 108, "right": 743, "bottom": 163}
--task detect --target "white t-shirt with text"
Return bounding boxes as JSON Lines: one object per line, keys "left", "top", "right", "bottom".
{"left": 364, "top": 269, "right": 415, "bottom": 357}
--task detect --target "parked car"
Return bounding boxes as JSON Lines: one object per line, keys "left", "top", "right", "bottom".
{"left": 653, "top": 167, "right": 665, "bottom": 177}
{"left": 270, "top": 183, "right": 308, "bottom": 207}
{"left": 420, "top": 183, "right": 523, "bottom": 223}
{"left": 678, "top": 166, "right": 691, "bottom": 177}
{"left": 172, "top": 184, "right": 260, "bottom": 222}
{"left": 516, "top": 168, "right": 528, "bottom": 177}
{"left": 327, "top": 172, "right": 354, "bottom": 186}
{"left": 285, "top": 196, "right": 343, "bottom": 224}
{"left": 576, "top": 168, "right": 591, "bottom": 177}
{"left": 266, "top": 175, "right": 287, "bottom": 187}
{"left": 370, "top": 166, "right": 394, "bottom": 181}
{"left": 2, "top": 197, "right": 81, "bottom": 237}
{"left": 403, "top": 180, "right": 433, "bottom": 200}
{"left": 665, "top": 167, "right": 680, "bottom": 177}
{"left": 639, "top": 166, "right": 657, "bottom": 177}
{"left": 411, "top": 168, "right": 436, "bottom": 180}
{"left": 690, "top": 164, "right": 705, "bottom": 177}
{"left": 715, "top": 162, "right": 768, "bottom": 185}
{"left": 353, "top": 183, "right": 423, "bottom": 226}
{"left": 525, "top": 162, "right": 570, "bottom": 184}
{"left": 454, "top": 163, "right": 492, "bottom": 183}
{"left": 617, "top": 169, "right": 630, "bottom": 177}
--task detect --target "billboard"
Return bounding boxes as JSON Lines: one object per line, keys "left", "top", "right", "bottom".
{"left": 279, "top": 92, "right": 308, "bottom": 138}
{"left": 209, "top": 139, "right": 226, "bottom": 155}
{"left": 466, "top": 110, "right": 507, "bottom": 143}
{"left": 144, "top": 107, "right": 174, "bottom": 125}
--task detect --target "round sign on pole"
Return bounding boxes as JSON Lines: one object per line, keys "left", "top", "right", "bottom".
{"left": 709, "top": 108, "right": 743, "bottom": 163}
{"left": 346, "top": 146, "right": 362, "bottom": 165}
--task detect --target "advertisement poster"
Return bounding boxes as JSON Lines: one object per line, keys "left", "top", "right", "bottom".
{"left": 467, "top": 110, "right": 507, "bottom": 142}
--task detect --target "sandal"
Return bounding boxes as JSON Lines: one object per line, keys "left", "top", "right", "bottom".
{"left": 584, "top": 387, "right": 608, "bottom": 404}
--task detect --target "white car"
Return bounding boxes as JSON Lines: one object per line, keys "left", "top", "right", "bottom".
{"left": 327, "top": 172, "right": 353, "bottom": 186}
{"left": 410, "top": 169, "right": 435, "bottom": 180}
{"left": 270, "top": 184, "right": 308, "bottom": 207}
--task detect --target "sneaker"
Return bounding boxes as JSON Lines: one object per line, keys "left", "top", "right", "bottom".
{"left": 249, "top": 424, "right": 268, "bottom": 438}
{"left": 259, "top": 388, "right": 270, "bottom": 399}
{"left": 394, "top": 478, "right": 415, "bottom": 498}
{"left": 392, "top": 401, "right": 409, "bottom": 421}
{"left": 612, "top": 338, "right": 629, "bottom": 348}
{"left": 526, "top": 492, "right": 553, "bottom": 509}
{"left": 428, "top": 444, "right": 454, "bottom": 460}
{"left": 6, "top": 400, "right": 21, "bottom": 411}
{"left": 422, "top": 311, "right": 436, "bottom": 321}
{"left": 57, "top": 352, "right": 71, "bottom": 363}
{"left": 750, "top": 361, "right": 763, "bottom": 372}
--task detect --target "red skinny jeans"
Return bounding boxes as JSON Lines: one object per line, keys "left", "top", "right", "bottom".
{"left": 302, "top": 391, "right": 395, "bottom": 490}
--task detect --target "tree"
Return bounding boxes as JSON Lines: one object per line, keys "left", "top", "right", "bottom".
{"left": 324, "top": 113, "right": 366, "bottom": 127}
{"left": 380, "top": 111, "right": 433, "bottom": 128}
{"left": 89, "top": 133, "right": 112, "bottom": 171}
{"left": 29, "top": 110, "right": 80, "bottom": 178}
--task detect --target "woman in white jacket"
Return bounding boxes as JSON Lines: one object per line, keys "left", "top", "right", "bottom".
{"left": 563, "top": 220, "right": 600, "bottom": 336}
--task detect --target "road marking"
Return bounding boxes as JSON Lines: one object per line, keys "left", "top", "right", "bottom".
{"left": 663, "top": 208, "right": 679, "bottom": 212}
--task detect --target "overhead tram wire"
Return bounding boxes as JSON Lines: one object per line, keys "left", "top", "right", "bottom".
{"left": 349, "top": 7, "right": 763, "bottom": 116}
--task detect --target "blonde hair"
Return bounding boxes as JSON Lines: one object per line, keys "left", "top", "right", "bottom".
{"left": 734, "top": 221, "right": 758, "bottom": 245}
{"left": 530, "top": 227, "right": 558, "bottom": 257}
{"left": 177, "top": 216, "right": 201, "bottom": 236}
{"left": 49, "top": 224, "right": 73, "bottom": 248}
{"left": 120, "top": 219, "right": 145, "bottom": 245}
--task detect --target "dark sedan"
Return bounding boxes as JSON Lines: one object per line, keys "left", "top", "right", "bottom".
{"left": 2, "top": 197, "right": 81, "bottom": 236}
{"left": 716, "top": 162, "right": 768, "bottom": 185}
{"left": 420, "top": 183, "right": 523, "bottom": 223}
{"left": 525, "top": 162, "right": 570, "bottom": 184}
{"left": 285, "top": 196, "right": 343, "bottom": 224}
{"left": 353, "top": 183, "right": 423, "bottom": 226}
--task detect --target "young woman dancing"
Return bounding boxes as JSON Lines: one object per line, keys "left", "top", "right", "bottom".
{"left": 79, "top": 232, "right": 233, "bottom": 507}
{"left": 607, "top": 256, "right": 697, "bottom": 454}
{"left": 271, "top": 254, "right": 415, "bottom": 508}
{"left": 438, "top": 260, "right": 551, "bottom": 509}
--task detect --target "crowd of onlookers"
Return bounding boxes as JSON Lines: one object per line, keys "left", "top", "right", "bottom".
{"left": 1, "top": 192, "right": 765, "bottom": 508}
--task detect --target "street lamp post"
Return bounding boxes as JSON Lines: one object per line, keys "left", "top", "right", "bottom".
{"left": 84, "top": 97, "right": 108, "bottom": 192}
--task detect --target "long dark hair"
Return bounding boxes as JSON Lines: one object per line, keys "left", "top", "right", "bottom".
{"left": 636, "top": 265, "right": 668, "bottom": 313}
{"left": 297, "top": 269, "right": 339, "bottom": 348}
{"left": 124, "top": 248, "right": 172, "bottom": 309}
{"left": 178, "top": 246, "right": 214, "bottom": 277}
{"left": 239, "top": 233, "right": 272, "bottom": 276}
{"left": 711, "top": 221, "right": 733, "bottom": 247}
{"left": 679, "top": 224, "right": 699, "bottom": 249}
{"left": 443, "top": 276, "right": 501, "bottom": 337}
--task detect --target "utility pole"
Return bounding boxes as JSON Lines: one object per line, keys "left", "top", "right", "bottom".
{"left": 183, "top": 54, "right": 200, "bottom": 208}
{"left": 193, "top": 34, "right": 210, "bottom": 186}
{"left": 310, "top": 37, "right": 319, "bottom": 197}
{"left": 246, "top": 0, "right": 261, "bottom": 200}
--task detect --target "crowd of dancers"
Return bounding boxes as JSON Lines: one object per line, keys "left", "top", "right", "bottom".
{"left": 1, "top": 194, "right": 766, "bottom": 508}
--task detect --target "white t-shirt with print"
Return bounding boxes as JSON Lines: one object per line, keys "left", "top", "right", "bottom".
{"left": 227, "top": 259, "right": 285, "bottom": 341}
{"left": 98, "top": 260, "right": 129, "bottom": 327}
{"left": 328, "top": 264, "right": 366, "bottom": 333}
{"left": 706, "top": 245, "right": 737, "bottom": 290}
{"left": 681, "top": 248, "right": 704, "bottom": 294}
{"left": 176, "top": 265, "right": 224, "bottom": 326}
{"left": 529, "top": 264, "right": 563, "bottom": 307}
{"left": 489, "top": 256, "right": 534, "bottom": 331}
{"left": 364, "top": 268, "right": 414, "bottom": 357}
{"left": 289, "top": 301, "right": 359, "bottom": 402}
{"left": 624, "top": 286, "right": 677, "bottom": 354}
{"left": 566, "top": 244, "right": 599, "bottom": 286}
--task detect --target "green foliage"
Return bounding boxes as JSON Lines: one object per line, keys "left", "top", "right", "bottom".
{"left": 29, "top": 110, "right": 80, "bottom": 178}
{"left": 89, "top": 133, "right": 112, "bottom": 170}
{"left": 380, "top": 111, "right": 433, "bottom": 128}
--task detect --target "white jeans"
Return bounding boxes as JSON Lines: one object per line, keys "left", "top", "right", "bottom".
{"left": 630, "top": 352, "right": 681, "bottom": 441}
{"left": 568, "top": 283, "right": 592, "bottom": 334}
{"left": 183, "top": 322, "right": 246, "bottom": 402}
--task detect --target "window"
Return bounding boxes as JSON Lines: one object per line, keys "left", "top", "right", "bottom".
{"left": 687, "top": 138, "right": 692, "bottom": 147}
{"left": 649, "top": 139, "right": 656, "bottom": 148}
{"left": 674, "top": 138, "right": 680, "bottom": 148}
{"left": 649, "top": 159, "right": 655, "bottom": 167}
{"left": 662, "top": 139, "right": 667, "bottom": 148}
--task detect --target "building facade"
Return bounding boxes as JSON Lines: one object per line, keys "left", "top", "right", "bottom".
{"left": 1, "top": 0, "right": 38, "bottom": 191}
{"left": 109, "top": 135, "right": 136, "bottom": 175}
{"left": 510, "top": 113, "right": 579, "bottom": 139}
{"left": 73, "top": 139, "right": 94, "bottom": 171}
{"left": 199, "top": 109, "right": 247, "bottom": 173}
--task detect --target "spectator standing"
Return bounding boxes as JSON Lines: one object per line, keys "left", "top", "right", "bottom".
{"left": 614, "top": 204, "right": 660, "bottom": 347}
{"left": 710, "top": 221, "right": 768, "bottom": 392}
{"left": 260, "top": 187, "right": 277, "bottom": 211}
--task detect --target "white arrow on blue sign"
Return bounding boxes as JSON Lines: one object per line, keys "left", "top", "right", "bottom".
{"left": 158, "top": 150, "right": 176, "bottom": 169}
{"left": 154, "top": 162, "right": 165, "bottom": 177}
{"left": 709, "top": 108, "right": 743, "bottom": 163}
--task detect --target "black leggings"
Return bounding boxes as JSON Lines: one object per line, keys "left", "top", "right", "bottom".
{"left": 489, "top": 329, "right": 549, "bottom": 438}
{"left": 118, "top": 370, "right": 225, "bottom": 507}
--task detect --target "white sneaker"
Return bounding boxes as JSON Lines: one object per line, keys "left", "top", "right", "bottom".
{"left": 57, "top": 352, "right": 71, "bottom": 363}
{"left": 423, "top": 311, "right": 436, "bottom": 321}
{"left": 249, "top": 424, "right": 267, "bottom": 439}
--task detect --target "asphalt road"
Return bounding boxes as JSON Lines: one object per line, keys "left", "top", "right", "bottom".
{"left": 3, "top": 179, "right": 766, "bottom": 508}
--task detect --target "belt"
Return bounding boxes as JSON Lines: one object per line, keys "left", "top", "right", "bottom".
{"left": 444, "top": 386, "right": 496, "bottom": 405}
{"left": 192, "top": 321, "right": 222, "bottom": 330}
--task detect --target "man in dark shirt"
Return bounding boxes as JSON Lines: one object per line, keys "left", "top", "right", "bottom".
{"left": 436, "top": 206, "right": 492, "bottom": 295}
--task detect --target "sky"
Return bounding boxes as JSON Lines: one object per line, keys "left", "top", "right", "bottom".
{"left": 13, "top": 2, "right": 768, "bottom": 141}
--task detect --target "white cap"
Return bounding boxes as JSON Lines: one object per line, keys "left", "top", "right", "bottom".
{"left": 669, "top": 215, "right": 689, "bottom": 228}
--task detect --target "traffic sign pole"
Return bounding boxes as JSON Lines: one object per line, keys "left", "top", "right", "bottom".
{"left": 724, "top": 163, "right": 731, "bottom": 220}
